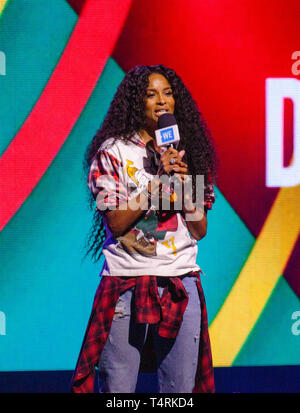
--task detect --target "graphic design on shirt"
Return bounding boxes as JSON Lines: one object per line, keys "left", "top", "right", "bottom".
{"left": 117, "top": 212, "right": 178, "bottom": 257}
{"left": 161, "top": 237, "right": 177, "bottom": 255}
{"left": 126, "top": 159, "right": 139, "bottom": 186}
{"left": 125, "top": 159, "right": 153, "bottom": 194}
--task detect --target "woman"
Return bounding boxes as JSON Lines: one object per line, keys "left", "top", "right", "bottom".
{"left": 71, "top": 65, "right": 218, "bottom": 393}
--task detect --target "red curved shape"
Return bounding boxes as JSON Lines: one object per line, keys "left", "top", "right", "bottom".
{"left": 0, "top": 0, "right": 132, "bottom": 230}
{"left": 112, "top": 0, "right": 300, "bottom": 238}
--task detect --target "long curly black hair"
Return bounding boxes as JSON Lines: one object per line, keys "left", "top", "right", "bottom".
{"left": 82, "top": 64, "right": 218, "bottom": 263}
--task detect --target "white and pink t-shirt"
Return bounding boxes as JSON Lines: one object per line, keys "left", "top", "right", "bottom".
{"left": 87, "top": 133, "right": 215, "bottom": 277}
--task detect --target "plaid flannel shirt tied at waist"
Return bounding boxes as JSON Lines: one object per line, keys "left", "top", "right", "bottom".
{"left": 71, "top": 272, "right": 214, "bottom": 393}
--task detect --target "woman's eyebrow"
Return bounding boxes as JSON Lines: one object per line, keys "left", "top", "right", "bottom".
{"left": 147, "top": 87, "right": 172, "bottom": 91}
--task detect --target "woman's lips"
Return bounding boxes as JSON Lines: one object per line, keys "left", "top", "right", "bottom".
{"left": 155, "top": 109, "right": 169, "bottom": 116}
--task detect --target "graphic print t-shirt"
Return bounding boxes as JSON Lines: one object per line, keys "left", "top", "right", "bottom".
{"left": 87, "top": 134, "right": 215, "bottom": 276}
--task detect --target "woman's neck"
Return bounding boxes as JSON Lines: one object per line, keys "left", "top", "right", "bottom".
{"left": 138, "top": 129, "right": 162, "bottom": 153}
{"left": 138, "top": 128, "right": 153, "bottom": 144}
{"left": 138, "top": 129, "right": 161, "bottom": 153}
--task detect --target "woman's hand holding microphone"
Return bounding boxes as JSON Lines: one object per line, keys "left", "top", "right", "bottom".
{"left": 146, "top": 147, "right": 191, "bottom": 211}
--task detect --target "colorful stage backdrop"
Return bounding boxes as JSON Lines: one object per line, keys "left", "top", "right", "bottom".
{"left": 0, "top": 0, "right": 299, "bottom": 383}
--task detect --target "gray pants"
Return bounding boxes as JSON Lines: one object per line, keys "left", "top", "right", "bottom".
{"left": 98, "top": 275, "right": 201, "bottom": 393}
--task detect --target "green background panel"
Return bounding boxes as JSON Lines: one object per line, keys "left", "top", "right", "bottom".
{"left": 197, "top": 187, "right": 255, "bottom": 324}
{"left": 0, "top": 0, "right": 77, "bottom": 155}
{"left": 0, "top": 58, "right": 123, "bottom": 371}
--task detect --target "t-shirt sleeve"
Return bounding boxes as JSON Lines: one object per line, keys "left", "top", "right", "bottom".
{"left": 87, "top": 149, "right": 128, "bottom": 211}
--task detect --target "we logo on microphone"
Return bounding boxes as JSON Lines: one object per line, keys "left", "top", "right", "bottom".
{"left": 160, "top": 127, "right": 175, "bottom": 143}
{"left": 155, "top": 124, "right": 180, "bottom": 147}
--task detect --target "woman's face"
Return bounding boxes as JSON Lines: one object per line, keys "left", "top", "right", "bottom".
{"left": 144, "top": 73, "right": 175, "bottom": 129}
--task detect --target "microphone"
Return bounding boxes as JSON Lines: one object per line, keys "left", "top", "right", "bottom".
{"left": 155, "top": 113, "right": 180, "bottom": 149}
{"left": 154, "top": 113, "right": 181, "bottom": 206}
{"left": 146, "top": 114, "right": 182, "bottom": 217}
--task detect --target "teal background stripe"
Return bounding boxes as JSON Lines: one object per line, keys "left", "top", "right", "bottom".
{"left": 0, "top": 57, "right": 123, "bottom": 371}
{"left": 0, "top": 0, "right": 77, "bottom": 156}
{"left": 197, "top": 187, "right": 255, "bottom": 325}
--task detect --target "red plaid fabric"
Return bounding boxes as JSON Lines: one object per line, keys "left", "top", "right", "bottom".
{"left": 88, "top": 150, "right": 128, "bottom": 210}
{"left": 70, "top": 271, "right": 215, "bottom": 393}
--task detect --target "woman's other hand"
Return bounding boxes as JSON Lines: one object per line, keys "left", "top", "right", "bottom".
{"left": 159, "top": 148, "right": 188, "bottom": 176}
